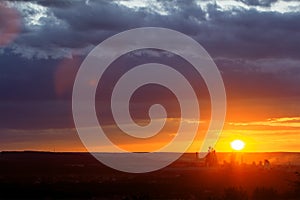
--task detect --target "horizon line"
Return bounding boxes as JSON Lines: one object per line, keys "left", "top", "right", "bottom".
{"left": 1, "top": 150, "right": 300, "bottom": 154}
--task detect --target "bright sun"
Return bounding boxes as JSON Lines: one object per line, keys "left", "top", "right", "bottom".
{"left": 230, "top": 139, "right": 245, "bottom": 151}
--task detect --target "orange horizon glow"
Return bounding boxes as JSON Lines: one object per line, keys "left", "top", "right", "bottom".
{"left": 0, "top": 98, "right": 299, "bottom": 153}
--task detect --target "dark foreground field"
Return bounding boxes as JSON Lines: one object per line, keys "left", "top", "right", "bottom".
{"left": 0, "top": 151, "right": 299, "bottom": 199}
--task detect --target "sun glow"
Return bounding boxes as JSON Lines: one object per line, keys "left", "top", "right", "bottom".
{"left": 231, "top": 139, "right": 245, "bottom": 151}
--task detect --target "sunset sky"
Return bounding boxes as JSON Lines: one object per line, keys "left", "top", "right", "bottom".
{"left": 0, "top": 0, "right": 299, "bottom": 152}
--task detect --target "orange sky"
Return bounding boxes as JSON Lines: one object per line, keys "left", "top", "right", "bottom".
{"left": 2, "top": 97, "right": 298, "bottom": 153}
{"left": 115, "top": 97, "right": 300, "bottom": 153}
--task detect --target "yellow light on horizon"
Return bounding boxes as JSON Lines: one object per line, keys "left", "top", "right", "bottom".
{"left": 230, "top": 139, "right": 245, "bottom": 151}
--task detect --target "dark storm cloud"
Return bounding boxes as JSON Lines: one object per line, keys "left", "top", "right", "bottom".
{"left": 238, "top": 0, "right": 277, "bottom": 7}
{"left": 3, "top": 0, "right": 300, "bottom": 59}
{"left": 238, "top": 0, "right": 297, "bottom": 7}
{"left": 36, "top": 0, "right": 74, "bottom": 8}
{"left": 52, "top": 1, "right": 144, "bottom": 31}
{"left": 199, "top": 5, "right": 300, "bottom": 59}
{"left": 215, "top": 58, "right": 300, "bottom": 99}
{"left": 0, "top": 0, "right": 300, "bottom": 136}
{"left": 0, "top": 54, "right": 59, "bottom": 100}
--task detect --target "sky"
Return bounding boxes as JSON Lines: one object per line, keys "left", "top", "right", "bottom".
{"left": 0, "top": 0, "right": 299, "bottom": 152}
